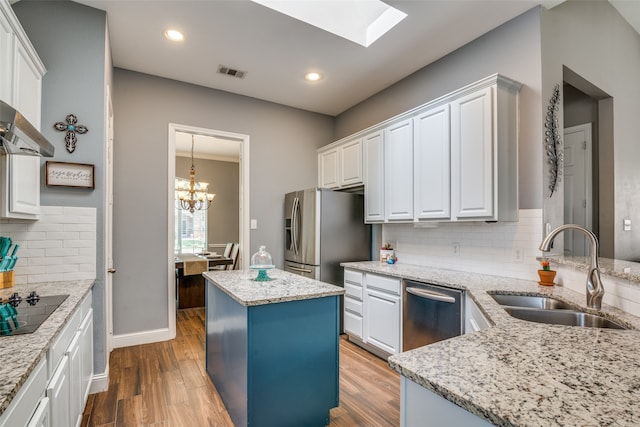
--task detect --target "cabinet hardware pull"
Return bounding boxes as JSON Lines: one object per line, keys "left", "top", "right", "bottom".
{"left": 406, "top": 287, "right": 455, "bottom": 303}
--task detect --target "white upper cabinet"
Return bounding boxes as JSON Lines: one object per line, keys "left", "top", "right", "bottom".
{"left": 363, "top": 131, "right": 384, "bottom": 223}
{"left": 318, "top": 138, "right": 363, "bottom": 189}
{"left": 384, "top": 118, "right": 413, "bottom": 221}
{"left": 0, "top": 154, "right": 40, "bottom": 219}
{"left": 0, "top": 0, "right": 45, "bottom": 129}
{"left": 318, "top": 74, "right": 521, "bottom": 224}
{"left": 451, "top": 87, "right": 494, "bottom": 220}
{"left": 414, "top": 104, "right": 451, "bottom": 220}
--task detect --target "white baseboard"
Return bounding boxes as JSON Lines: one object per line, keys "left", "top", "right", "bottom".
{"left": 112, "top": 327, "right": 174, "bottom": 348}
{"left": 89, "top": 365, "right": 109, "bottom": 393}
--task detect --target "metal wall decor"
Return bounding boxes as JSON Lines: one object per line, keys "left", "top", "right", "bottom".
{"left": 545, "top": 84, "right": 563, "bottom": 197}
{"left": 54, "top": 114, "right": 88, "bottom": 153}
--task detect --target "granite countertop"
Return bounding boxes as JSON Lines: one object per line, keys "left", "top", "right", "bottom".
{"left": 203, "top": 268, "right": 344, "bottom": 307}
{"left": 342, "top": 261, "right": 640, "bottom": 427}
{"left": 0, "top": 279, "right": 94, "bottom": 418}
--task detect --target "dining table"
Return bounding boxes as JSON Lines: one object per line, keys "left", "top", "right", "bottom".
{"left": 175, "top": 253, "right": 234, "bottom": 309}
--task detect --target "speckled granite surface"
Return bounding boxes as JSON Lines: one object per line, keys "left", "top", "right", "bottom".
{"left": 203, "top": 268, "right": 344, "bottom": 306}
{"left": 540, "top": 254, "right": 640, "bottom": 284}
{"left": 342, "top": 261, "right": 640, "bottom": 427}
{"left": 0, "top": 280, "right": 94, "bottom": 417}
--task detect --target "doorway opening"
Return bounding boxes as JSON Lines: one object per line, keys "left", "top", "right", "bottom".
{"left": 562, "top": 66, "right": 614, "bottom": 258}
{"left": 167, "top": 124, "right": 250, "bottom": 338}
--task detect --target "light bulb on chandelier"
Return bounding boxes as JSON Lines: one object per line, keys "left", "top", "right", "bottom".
{"left": 176, "top": 135, "right": 215, "bottom": 213}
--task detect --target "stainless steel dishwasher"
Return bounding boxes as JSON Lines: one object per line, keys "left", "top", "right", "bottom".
{"left": 403, "top": 280, "right": 464, "bottom": 351}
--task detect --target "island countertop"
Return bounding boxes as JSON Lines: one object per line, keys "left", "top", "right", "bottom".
{"left": 203, "top": 268, "right": 344, "bottom": 307}
{"left": 0, "top": 279, "right": 94, "bottom": 418}
{"left": 342, "top": 261, "right": 640, "bottom": 427}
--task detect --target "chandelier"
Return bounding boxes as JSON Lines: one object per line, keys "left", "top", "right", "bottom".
{"left": 176, "top": 135, "right": 215, "bottom": 213}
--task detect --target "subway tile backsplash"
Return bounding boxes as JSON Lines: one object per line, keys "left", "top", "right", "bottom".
{"left": 0, "top": 206, "right": 97, "bottom": 285}
{"left": 383, "top": 209, "right": 544, "bottom": 280}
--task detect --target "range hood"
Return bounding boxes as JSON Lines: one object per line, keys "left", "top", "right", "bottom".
{"left": 0, "top": 100, "right": 54, "bottom": 157}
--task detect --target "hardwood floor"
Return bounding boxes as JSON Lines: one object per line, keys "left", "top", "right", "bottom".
{"left": 82, "top": 308, "right": 400, "bottom": 426}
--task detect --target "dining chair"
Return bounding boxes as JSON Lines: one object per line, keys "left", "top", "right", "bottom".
{"left": 227, "top": 243, "right": 240, "bottom": 270}
{"left": 209, "top": 243, "right": 235, "bottom": 271}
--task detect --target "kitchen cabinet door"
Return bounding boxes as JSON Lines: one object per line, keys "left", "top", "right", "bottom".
{"left": 384, "top": 118, "right": 413, "bottom": 221}
{"left": 363, "top": 287, "right": 400, "bottom": 355}
{"left": 0, "top": 9, "right": 14, "bottom": 105}
{"left": 67, "top": 332, "right": 82, "bottom": 427}
{"left": 414, "top": 104, "right": 451, "bottom": 220}
{"left": 26, "top": 397, "right": 50, "bottom": 427}
{"left": 464, "top": 293, "right": 491, "bottom": 334}
{"left": 0, "top": 153, "right": 40, "bottom": 219}
{"left": 339, "top": 138, "right": 362, "bottom": 187}
{"left": 14, "top": 40, "right": 42, "bottom": 129}
{"left": 450, "top": 86, "right": 494, "bottom": 220}
{"left": 47, "top": 355, "right": 70, "bottom": 427}
{"left": 318, "top": 147, "right": 339, "bottom": 189}
{"left": 80, "top": 309, "right": 94, "bottom": 405}
{"left": 363, "top": 131, "right": 385, "bottom": 223}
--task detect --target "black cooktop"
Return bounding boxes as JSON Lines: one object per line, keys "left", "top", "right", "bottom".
{"left": 0, "top": 292, "right": 69, "bottom": 336}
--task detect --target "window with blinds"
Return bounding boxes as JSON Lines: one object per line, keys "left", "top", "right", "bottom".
{"left": 174, "top": 198, "right": 208, "bottom": 254}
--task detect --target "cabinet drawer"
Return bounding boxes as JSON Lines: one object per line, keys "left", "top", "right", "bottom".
{"left": 344, "top": 269, "right": 363, "bottom": 285}
{"left": 365, "top": 273, "right": 400, "bottom": 295}
{"left": 344, "top": 283, "right": 363, "bottom": 301}
{"left": 344, "top": 296, "right": 363, "bottom": 316}
{"left": 344, "top": 311, "right": 363, "bottom": 339}
{"left": 48, "top": 306, "right": 81, "bottom": 377}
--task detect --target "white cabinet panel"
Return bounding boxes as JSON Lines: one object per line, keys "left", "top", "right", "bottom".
{"left": 451, "top": 87, "right": 494, "bottom": 220}
{"left": 364, "top": 287, "right": 401, "bottom": 355}
{"left": 364, "top": 131, "right": 385, "bottom": 223}
{"left": 318, "top": 148, "right": 339, "bottom": 189}
{"left": 464, "top": 293, "right": 491, "bottom": 334}
{"left": 339, "top": 138, "right": 362, "bottom": 187}
{"left": 0, "top": 10, "right": 14, "bottom": 105}
{"left": 344, "top": 311, "right": 363, "bottom": 339}
{"left": 80, "top": 309, "right": 94, "bottom": 405}
{"left": 0, "top": 357, "right": 47, "bottom": 427}
{"left": 68, "top": 332, "right": 82, "bottom": 427}
{"left": 47, "top": 355, "right": 70, "bottom": 427}
{"left": 0, "top": 153, "right": 40, "bottom": 219}
{"left": 384, "top": 119, "right": 413, "bottom": 221}
{"left": 14, "top": 40, "right": 42, "bottom": 129}
{"left": 27, "top": 397, "right": 50, "bottom": 427}
{"left": 414, "top": 104, "right": 451, "bottom": 220}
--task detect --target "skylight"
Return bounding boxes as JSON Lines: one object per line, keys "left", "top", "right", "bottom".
{"left": 251, "top": 0, "right": 407, "bottom": 47}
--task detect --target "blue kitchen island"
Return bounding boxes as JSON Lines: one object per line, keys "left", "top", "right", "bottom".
{"left": 203, "top": 268, "right": 344, "bottom": 427}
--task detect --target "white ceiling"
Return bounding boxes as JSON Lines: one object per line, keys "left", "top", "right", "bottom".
{"left": 175, "top": 132, "right": 240, "bottom": 163}
{"left": 74, "top": 0, "right": 571, "bottom": 117}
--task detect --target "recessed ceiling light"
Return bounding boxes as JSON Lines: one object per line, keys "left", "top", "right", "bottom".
{"left": 164, "top": 29, "right": 184, "bottom": 42}
{"left": 251, "top": 0, "right": 407, "bottom": 47}
{"left": 305, "top": 72, "right": 323, "bottom": 82}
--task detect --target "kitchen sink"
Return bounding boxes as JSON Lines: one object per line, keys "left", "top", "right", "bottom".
{"left": 503, "top": 307, "right": 628, "bottom": 329}
{"left": 490, "top": 293, "right": 573, "bottom": 310}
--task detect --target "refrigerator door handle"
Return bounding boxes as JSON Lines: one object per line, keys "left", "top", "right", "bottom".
{"left": 287, "top": 265, "right": 313, "bottom": 274}
{"left": 292, "top": 197, "right": 300, "bottom": 255}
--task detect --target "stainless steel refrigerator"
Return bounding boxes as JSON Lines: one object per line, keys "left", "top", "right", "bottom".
{"left": 284, "top": 188, "right": 370, "bottom": 286}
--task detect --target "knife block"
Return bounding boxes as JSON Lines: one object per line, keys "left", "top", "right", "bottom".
{"left": 0, "top": 271, "right": 14, "bottom": 289}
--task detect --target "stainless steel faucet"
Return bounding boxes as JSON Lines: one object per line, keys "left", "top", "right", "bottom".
{"left": 538, "top": 224, "right": 604, "bottom": 309}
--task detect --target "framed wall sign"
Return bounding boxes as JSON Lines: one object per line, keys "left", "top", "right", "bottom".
{"left": 46, "top": 161, "right": 95, "bottom": 188}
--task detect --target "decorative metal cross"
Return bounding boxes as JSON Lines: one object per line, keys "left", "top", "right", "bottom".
{"left": 54, "top": 114, "right": 88, "bottom": 153}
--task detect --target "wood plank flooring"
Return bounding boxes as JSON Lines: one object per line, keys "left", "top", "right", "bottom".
{"left": 82, "top": 308, "right": 400, "bottom": 426}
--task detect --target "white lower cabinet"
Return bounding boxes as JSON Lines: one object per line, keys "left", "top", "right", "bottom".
{"left": 363, "top": 286, "right": 400, "bottom": 355}
{"left": 401, "top": 377, "right": 492, "bottom": 426}
{"left": 47, "top": 356, "right": 70, "bottom": 427}
{"left": 27, "top": 397, "right": 50, "bottom": 427}
{"left": 0, "top": 357, "right": 47, "bottom": 427}
{"left": 80, "top": 308, "right": 94, "bottom": 406}
{"left": 343, "top": 269, "right": 364, "bottom": 339}
{"left": 464, "top": 293, "right": 491, "bottom": 334}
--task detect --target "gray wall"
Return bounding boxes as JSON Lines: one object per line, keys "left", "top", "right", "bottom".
{"left": 175, "top": 157, "right": 239, "bottom": 247}
{"left": 541, "top": 0, "right": 640, "bottom": 260}
{"left": 12, "top": 1, "right": 109, "bottom": 376}
{"left": 335, "top": 7, "right": 544, "bottom": 210}
{"left": 112, "top": 69, "right": 333, "bottom": 335}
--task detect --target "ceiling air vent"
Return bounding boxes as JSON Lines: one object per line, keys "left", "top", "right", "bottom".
{"left": 217, "top": 65, "right": 247, "bottom": 79}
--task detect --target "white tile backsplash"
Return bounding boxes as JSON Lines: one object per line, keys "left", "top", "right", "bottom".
{"left": 0, "top": 206, "right": 97, "bottom": 285}
{"left": 383, "top": 209, "right": 544, "bottom": 280}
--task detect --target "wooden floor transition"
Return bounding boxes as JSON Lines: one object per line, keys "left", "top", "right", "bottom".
{"left": 82, "top": 307, "right": 400, "bottom": 426}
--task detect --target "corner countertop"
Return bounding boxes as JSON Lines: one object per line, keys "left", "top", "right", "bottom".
{"left": 0, "top": 279, "right": 94, "bottom": 418}
{"left": 203, "top": 268, "right": 344, "bottom": 307}
{"left": 342, "top": 261, "right": 640, "bottom": 427}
